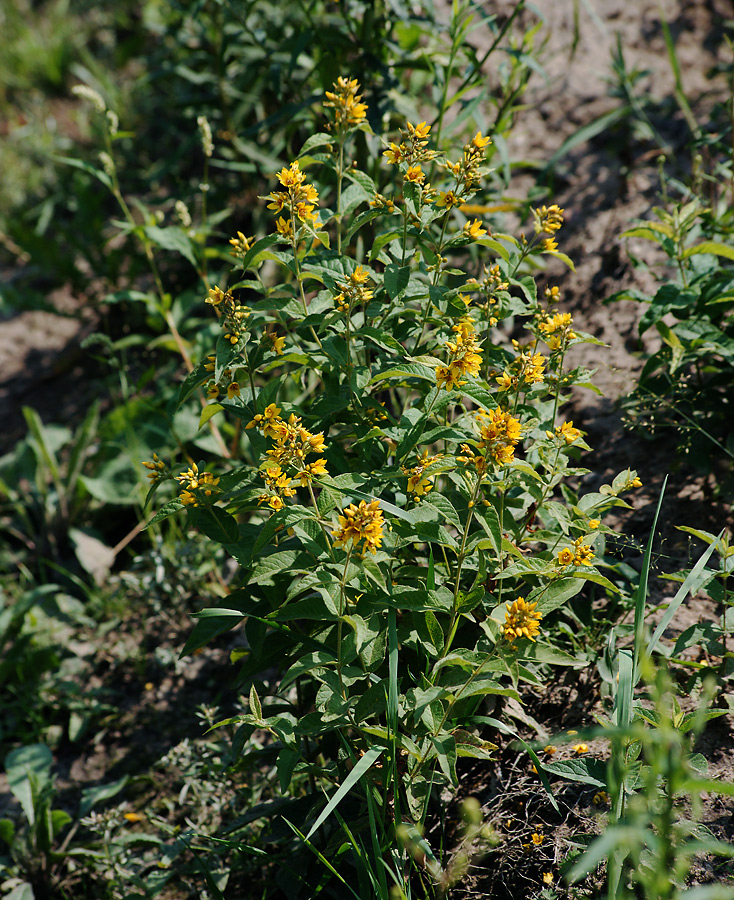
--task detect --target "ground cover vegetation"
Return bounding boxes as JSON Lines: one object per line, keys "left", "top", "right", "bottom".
{"left": 1, "top": 1, "right": 733, "bottom": 898}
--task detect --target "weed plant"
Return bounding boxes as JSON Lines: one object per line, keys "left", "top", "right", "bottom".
{"left": 132, "top": 73, "right": 652, "bottom": 898}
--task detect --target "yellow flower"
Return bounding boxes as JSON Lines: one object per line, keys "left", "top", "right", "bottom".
{"left": 531, "top": 832, "right": 544, "bottom": 846}
{"left": 471, "top": 131, "right": 491, "bottom": 150}
{"left": 543, "top": 745, "right": 557, "bottom": 756}
{"left": 542, "top": 872, "right": 554, "bottom": 885}
{"left": 227, "top": 381, "right": 240, "bottom": 399}
{"left": 572, "top": 743, "right": 589, "bottom": 754}
{"left": 521, "top": 351, "right": 545, "bottom": 384}
{"left": 123, "top": 812, "right": 144, "bottom": 823}
{"left": 412, "top": 121, "right": 431, "bottom": 139}
{"left": 276, "top": 216, "right": 293, "bottom": 238}
{"left": 541, "top": 237, "right": 558, "bottom": 252}
{"left": 555, "top": 421, "right": 581, "bottom": 444}
{"left": 332, "top": 499, "right": 385, "bottom": 556}
{"left": 503, "top": 597, "right": 542, "bottom": 644}
{"left": 269, "top": 333, "right": 286, "bottom": 354}
{"left": 277, "top": 161, "right": 306, "bottom": 188}
{"left": 557, "top": 547, "right": 574, "bottom": 567}
{"left": 463, "top": 218, "right": 487, "bottom": 239}
{"left": 435, "top": 363, "right": 466, "bottom": 391}
{"left": 572, "top": 537, "right": 595, "bottom": 566}
{"left": 534, "top": 203, "right": 564, "bottom": 234}
{"left": 632, "top": 476, "right": 642, "bottom": 488}
{"left": 477, "top": 408, "right": 522, "bottom": 466}
{"left": 383, "top": 142, "right": 405, "bottom": 164}
{"left": 437, "top": 190, "right": 460, "bottom": 208}
{"left": 404, "top": 165, "right": 425, "bottom": 184}
{"left": 589, "top": 519, "right": 600, "bottom": 530}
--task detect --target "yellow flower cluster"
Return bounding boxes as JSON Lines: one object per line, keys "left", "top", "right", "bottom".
{"left": 444, "top": 131, "right": 491, "bottom": 194}
{"left": 142, "top": 453, "right": 166, "bottom": 483}
{"left": 176, "top": 462, "right": 220, "bottom": 507}
{"left": 332, "top": 499, "right": 385, "bottom": 556}
{"left": 267, "top": 161, "right": 321, "bottom": 235}
{"left": 401, "top": 450, "right": 442, "bottom": 500}
{"left": 435, "top": 317, "right": 483, "bottom": 391}
{"left": 383, "top": 120, "right": 436, "bottom": 167}
{"left": 333, "top": 265, "right": 374, "bottom": 313}
{"left": 457, "top": 407, "right": 522, "bottom": 473}
{"left": 477, "top": 408, "right": 522, "bottom": 466}
{"left": 203, "top": 355, "right": 241, "bottom": 401}
{"left": 324, "top": 77, "right": 368, "bottom": 131}
{"left": 246, "top": 404, "right": 328, "bottom": 508}
{"left": 503, "top": 597, "right": 543, "bottom": 645}
{"left": 557, "top": 537, "right": 595, "bottom": 567}
{"left": 534, "top": 203, "right": 564, "bottom": 235}
{"left": 545, "top": 421, "right": 581, "bottom": 444}
{"left": 258, "top": 465, "right": 296, "bottom": 511}
{"left": 496, "top": 348, "right": 546, "bottom": 391}
{"left": 206, "top": 285, "right": 251, "bottom": 345}
{"left": 229, "top": 231, "right": 254, "bottom": 259}
{"left": 538, "top": 311, "right": 576, "bottom": 350}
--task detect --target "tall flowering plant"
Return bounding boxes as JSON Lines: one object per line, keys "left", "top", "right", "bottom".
{"left": 144, "top": 79, "right": 643, "bottom": 885}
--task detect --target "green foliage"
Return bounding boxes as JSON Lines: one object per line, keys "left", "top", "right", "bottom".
{"left": 131, "top": 59, "right": 645, "bottom": 894}
{"left": 606, "top": 197, "right": 734, "bottom": 488}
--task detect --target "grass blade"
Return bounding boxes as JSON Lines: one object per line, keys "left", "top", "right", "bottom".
{"left": 304, "top": 746, "right": 384, "bottom": 841}
{"left": 646, "top": 532, "right": 722, "bottom": 658}
{"left": 632, "top": 476, "right": 667, "bottom": 684}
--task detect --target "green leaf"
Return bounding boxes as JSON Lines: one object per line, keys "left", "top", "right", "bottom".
{"left": 249, "top": 684, "right": 263, "bottom": 720}
{"left": 183, "top": 607, "right": 246, "bottom": 655}
{"left": 384, "top": 263, "right": 411, "bottom": 301}
{"left": 145, "top": 497, "right": 184, "bottom": 527}
{"left": 682, "top": 241, "right": 734, "bottom": 262}
{"left": 542, "top": 757, "right": 607, "bottom": 787}
{"left": 5, "top": 744, "right": 53, "bottom": 826}
{"left": 189, "top": 506, "right": 239, "bottom": 544}
{"left": 531, "top": 577, "right": 583, "bottom": 613}
{"left": 144, "top": 225, "right": 198, "bottom": 268}
{"left": 304, "top": 746, "right": 385, "bottom": 840}
{"left": 429, "top": 733, "right": 457, "bottom": 784}
{"left": 56, "top": 154, "right": 113, "bottom": 190}
{"left": 299, "top": 132, "right": 333, "bottom": 154}
{"left": 276, "top": 747, "right": 300, "bottom": 793}
{"left": 199, "top": 403, "right": 224, "bottom": 429}
{"left": 79, "top": 776, "right": 129, "bottom": 818}
{"left": 0, "top": 818, "right": 16, "bottom": 847}
{"left": 647, "top": 532, "right": 722, "bottom": 658}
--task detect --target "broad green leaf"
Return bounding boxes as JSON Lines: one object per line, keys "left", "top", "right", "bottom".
{"left": 79, "top": 776, "right": 129, "bottom": 818}
{"left": 682, "top": 241, "right": 734, "bottom": 262}
{"left": 542, "top": 757, "right": 607, "bottom": 787}
{"left": 429, "top": 733, "right": 457, "bottom": 784}
{"left": 199, "top": 403, "right": 223, "bottom": 429}
{"left": 5, "top": 744, "right": 53, "bottom": 826}
{"left": 384, "top": 263, "right": 411, "bottom": 300}
{"left": 189, "top": 506, "right": 239, "bottom": 544}
{"left": 144, "top": 225, "right": 198, "bottom": 268}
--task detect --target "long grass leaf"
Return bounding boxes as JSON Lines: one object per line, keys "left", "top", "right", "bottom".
{"left": 283, "top": 819, "right": 362, "bottom": 899}
{"left": 304, "top": 746, "right": 384, "bottom": 841}
{"left": 646, "top": 533, "right": 722, "bottom": 658}
{"left": 633, "top": 476, "right": 667, "bottom": 684}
